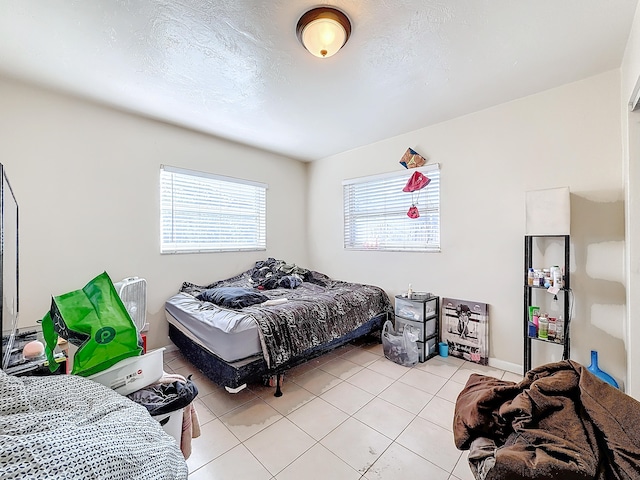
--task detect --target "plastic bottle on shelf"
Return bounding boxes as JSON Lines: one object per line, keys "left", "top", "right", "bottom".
{"left": 528, "top": 306, "right": 539, "bottom": 337}
{"left": 548, "top": 317, "right": 556, "bottom": 340}
{"left": 549, "top": 266, "right": 558, "bottom": 287}
{"left": 407, "top": 284, "right": 413, "bottom": 299}
{"left": 532, "top": 308, "right": 540, "bottom": 330}
{"left": 538, "top": 314, "right": 549, "bottom": 339}
{"left": 555, "top": 315, "right": 564, "bottom": 342}
{"left": 527, "top": 268, "right": 534, "bottom": 286}
{"left": 553, "top": 268, "right": 563, "bottom": 289}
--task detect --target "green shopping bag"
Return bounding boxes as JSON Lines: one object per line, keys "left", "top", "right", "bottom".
{"left": 42, "top": 272, "right": 142, "bottom": 376}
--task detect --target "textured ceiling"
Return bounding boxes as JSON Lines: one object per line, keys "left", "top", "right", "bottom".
{"left": 0, "top": 1, "right": 637, "bottom": 161}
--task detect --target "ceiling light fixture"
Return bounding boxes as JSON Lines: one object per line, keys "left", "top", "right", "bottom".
{"left": 296, "top": 7, "right": 351, "bottom": 58}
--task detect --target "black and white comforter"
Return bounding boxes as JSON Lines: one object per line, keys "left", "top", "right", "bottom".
{"left": 181, "top": 262, "right": 392, "bottom": 369}
{"left": 0, "top": 370, "right": 187, "bottom": 480}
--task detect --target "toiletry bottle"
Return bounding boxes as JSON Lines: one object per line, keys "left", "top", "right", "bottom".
{"left": 407, "top": 284, "right": 413, "bottom": 299}
{"left": 538, "top": 314, "right": 549, "bottom": 340}
{"left": 555, "top": 316, "right": 564, "bottom": 342}
{"left": 553, "top": 268, "right": 563, "bottom": 289}
{"left": 547, "top": 317, "right": 556, "bottom": 341}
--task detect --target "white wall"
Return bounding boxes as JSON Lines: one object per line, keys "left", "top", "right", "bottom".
{"left": 308, "top": 70, "right": 625, "bottom": 376}
{"left": 0, "top": 68, "right": 631, "bottom": 385}
{"left": 0, "top": 77, "right": 308, "bottom": 350}
{"left": 621, "top": 2, "right": 640, "bottom": 399}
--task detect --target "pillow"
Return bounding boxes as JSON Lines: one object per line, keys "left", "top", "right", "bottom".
{"left": 278, "top": 275, "right": 302, "bottom": 289}
{"left": 196, "top": 287, "right": 268, "bottom": 309}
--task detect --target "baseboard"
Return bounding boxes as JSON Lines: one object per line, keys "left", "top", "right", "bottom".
{"left": 488, "top": 357, "right": 522, "bottom": 374}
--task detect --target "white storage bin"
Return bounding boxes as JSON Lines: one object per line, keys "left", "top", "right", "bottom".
{"left": 88, "top": 347, "right": 165, "bottom": 395}
{"left": 153, "top": 408, "right": 183, "bottom": 445}
{"left": 395, "top": 297, "right": 422, "bottom": 321}
{"left": 395, "top": 297, "right": 438, "bottom": 322}
{"left": 395, "top": 317, "right": 436, "bottom": 343}
{"left": 395, "top": 316, "right": 425, "bottom": 342}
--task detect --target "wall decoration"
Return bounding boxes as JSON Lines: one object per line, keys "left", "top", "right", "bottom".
{"left": 402, "top": 171, "right": 430, "bottom": 192}
{"left": 399, "top": 148, "right": 427, "bottom": 169}
{"left": 402, "top": 170, "right": 431, "bottom": 219}
{"left": 441, "top": 297, "right": 489, "bottom": 365}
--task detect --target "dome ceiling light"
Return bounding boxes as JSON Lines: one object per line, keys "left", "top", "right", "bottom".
{"left": 296, "top": 7, "right": 352, "bottom": 58}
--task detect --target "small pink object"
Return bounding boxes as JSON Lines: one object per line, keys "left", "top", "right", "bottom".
{"left": 402, "top": 171, "right": 430, "bottom": 192}
{"left": 23, "top": 340, "right": 45, "bottom": 359}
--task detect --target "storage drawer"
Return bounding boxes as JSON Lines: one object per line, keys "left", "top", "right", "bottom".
{"left": 427, "top": 337, "right": 437, "bottom": 357}
{"left": 395, "top": 316, "right": 425, "bottom": 342}
{"left": 428, "top": 337, "right": 438, "bottom": 360}
{"left": 425, "top": 317, "right": 436, "bottom": 338}
{"left": 395, "top": 297, "right": 437, "bottom": 322}
{"left": 417, "top": 338, "right": 438, "bottom": 362}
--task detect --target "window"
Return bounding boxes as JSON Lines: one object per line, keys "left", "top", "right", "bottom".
{"left": 160, "top": 165, "right": 267, "bottom": 253}
{"left": 343, "top": 165, "right": 440, "bottom": 252}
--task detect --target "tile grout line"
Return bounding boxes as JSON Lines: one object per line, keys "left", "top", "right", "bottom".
{"left": 170, "top": 344, "right": 496, "bottom": 479}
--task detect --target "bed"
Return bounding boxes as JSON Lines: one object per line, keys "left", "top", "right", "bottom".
{"left": 453, "top": 360, "right": 640, "bottom": 480}
{"left": 0, "top": 369, "right": 187, "bottom": 479}
{"left": 165, "top": 259, "right": 392, "bottom": 393}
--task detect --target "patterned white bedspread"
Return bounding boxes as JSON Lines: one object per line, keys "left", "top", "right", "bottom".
{"left": 0, "top": 370, "right": 187, "bottom": 480}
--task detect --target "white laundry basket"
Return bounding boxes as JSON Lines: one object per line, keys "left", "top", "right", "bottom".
{"left": 153, "top": 408, "right": 183, "bottom": 444}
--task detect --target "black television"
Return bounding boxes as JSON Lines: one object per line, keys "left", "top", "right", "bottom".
{"left": 0, "top": 163, "right": 19, "bottom": 370}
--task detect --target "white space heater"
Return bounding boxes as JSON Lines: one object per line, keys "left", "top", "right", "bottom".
{"left": 113, "top": 277, "right": 148, "bottom": 333}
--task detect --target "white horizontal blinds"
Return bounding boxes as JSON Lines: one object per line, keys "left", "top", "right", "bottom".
{"left": 343, "top": 165, "right": 440, "bottom": 252}
{"left": 160, "top": 165, "right": 266, "bottom": 253}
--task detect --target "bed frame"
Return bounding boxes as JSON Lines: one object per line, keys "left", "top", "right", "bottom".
{"left": 168, "top": 311, "right": 388, "bottom": 396}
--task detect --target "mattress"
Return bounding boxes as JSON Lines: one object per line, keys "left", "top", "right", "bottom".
{"left": 165, "top": 292, "right": 262, "bottom": 363}
{"left": 169, "top": 260, "right": 393, "bottom": 370}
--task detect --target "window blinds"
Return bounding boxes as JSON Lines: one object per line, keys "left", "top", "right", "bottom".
{"left": 343, "top": 165, "right": 440, "bottom": 252}
{"left": 160, "top": 165, "right": 267, "bottom": 253}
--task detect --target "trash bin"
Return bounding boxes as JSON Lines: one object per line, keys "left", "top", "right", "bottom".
{"left": 154, "top": 409, "right": 184, "bottom": 444}
{"left": 128, "top": 378, "right": 199, "bottom": 443}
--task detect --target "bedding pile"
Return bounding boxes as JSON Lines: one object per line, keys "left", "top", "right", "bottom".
{"left": 0, "top": 370, "right": 187, "bottom": 480}
{"left": 453, "top": 360, "right": 640, "bottom": 480}
{"left": 180, "top": 259, "right": 392, "bottom": 369}
{"left": 249, "top": 257, "right": 310, "bottom": 290}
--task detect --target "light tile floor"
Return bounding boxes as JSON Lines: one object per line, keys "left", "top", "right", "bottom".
{"left": 164, "top": 339, "right": 523, "bottom": 480}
